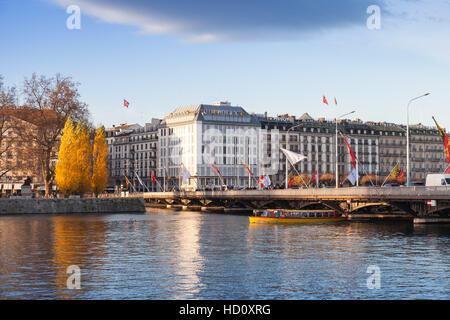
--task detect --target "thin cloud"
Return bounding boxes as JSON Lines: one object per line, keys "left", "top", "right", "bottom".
{"left": 52, "top": 0, "right": 385, "bottom": 42}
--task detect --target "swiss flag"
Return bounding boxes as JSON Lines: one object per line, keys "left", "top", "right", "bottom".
{"left": 323, "top": 95, "right": 328, "bottom": 105}
{"left": 124, "top": 99, "right": 130, "bottom": 108}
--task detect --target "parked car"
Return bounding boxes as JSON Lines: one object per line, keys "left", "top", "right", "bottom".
{"left": 382, "top": 183, "right": 400, "bottom": 187}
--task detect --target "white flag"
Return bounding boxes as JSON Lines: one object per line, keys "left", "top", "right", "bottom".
{"left": 347, "top": 168, "right": 357, "bottom": 186}
{"left": 264, "top": 175, "right": 271, "bottom": 187}
{"left": 280, "top": 148, "right": 307, "bottom": 166}
{"left": 182, "top": 165, "right": 191, "bottom": 184}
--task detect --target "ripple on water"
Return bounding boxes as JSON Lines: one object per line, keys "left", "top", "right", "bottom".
{"left": 0, "top": 212, "right": 449, "bottom": 299}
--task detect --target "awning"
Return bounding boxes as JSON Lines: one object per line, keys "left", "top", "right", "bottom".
{"left": 13, "top": 184, "right": 23, "bottom": 190}
{"left": 2, "top": 184, "right": 12, "bottom": 190}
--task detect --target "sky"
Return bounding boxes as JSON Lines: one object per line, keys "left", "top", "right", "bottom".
{"left": 1, "top": 0, "right": 450, "bottom": 129}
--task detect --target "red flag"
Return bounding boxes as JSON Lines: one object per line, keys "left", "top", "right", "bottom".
{"left": 242, "top": 162, "right": 254, "bottom": 176}
{"left": 211, "top": 164, "right": 222, "bottom": 177}
{"left": 397, "top": 170, "right": 404, "bottom": 183}
{"left": 340, "top": 133, "right": 357, "bottom": 169}
{"left": 124, "top": 99, "right": 129, "bottom": 108}
{"left": 150, "top": 171, "right": 157, "bottom": 184}
{"left": 258, "top": 175, "right": 265, "bottom": 188}
{"left": 288, "top": 176, "right": 294, "bottom": 188}
{"left": 323, "top": 95, "right": 328, "bottom": 105}
{"left": 432, "top": 116, "right": 450, "bottom": 171}
{"left": 311, "top": 170, "right": 318, "bottom": 184}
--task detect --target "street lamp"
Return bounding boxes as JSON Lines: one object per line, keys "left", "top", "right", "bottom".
{"left": 406, "top": 93, "right": 430, "bottom": 187}
{"left": 285, "top": 123, "right": 303, "bottom": 188}
{"left": 335, "top": 111, "right": 356, "bottom": 188}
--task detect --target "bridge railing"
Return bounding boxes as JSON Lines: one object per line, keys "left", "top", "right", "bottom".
{"left": 142, "top": 186, "right": 450, "bottom": 200}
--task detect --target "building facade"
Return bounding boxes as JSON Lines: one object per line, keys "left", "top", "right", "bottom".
{"left": 106, "top": 119, "right": 160, "bottom": 192}
{"left": 104, "top": 103, "right": 447, "bottom": 190}
{"left": 158, "top": 102, "right": 260, "bottom": 190}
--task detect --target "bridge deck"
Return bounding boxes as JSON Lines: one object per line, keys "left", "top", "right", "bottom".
{"left": 141, "top": 186, "right": 450, "bottom": 201}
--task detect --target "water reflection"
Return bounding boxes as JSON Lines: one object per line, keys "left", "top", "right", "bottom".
{"left": 51, "top": 216, "right": 107, "bottom": 299}
{"left": 0, "top": 212, "right": 449, "bottom": 299}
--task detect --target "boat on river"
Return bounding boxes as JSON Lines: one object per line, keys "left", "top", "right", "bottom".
{"left": 249, "top": 209, "right": 347, "bottom": 224}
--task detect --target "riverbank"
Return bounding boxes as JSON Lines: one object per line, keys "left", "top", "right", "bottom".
{"left": 0, "top": 198, "right": 145, "bottom": 215}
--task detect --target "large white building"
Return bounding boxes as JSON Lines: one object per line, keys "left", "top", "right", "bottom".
{"left": 158, "top": 102, "right": 261, "bottom": 190}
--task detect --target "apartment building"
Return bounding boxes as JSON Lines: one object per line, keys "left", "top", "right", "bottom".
{"left": 105, "top": 119, "right": 160, "bottom": 191}
{"left": 104, "top": 103, "right": 447, "bottom": 190}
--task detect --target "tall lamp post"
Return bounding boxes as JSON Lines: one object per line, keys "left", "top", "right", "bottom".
{"left": 406, "top": 93, "right": 430, "bottom": 187}
{"left": 285, "top": 124, "right": 303, "bottom": 189}
{"left": 335, "top": 111, "right": 356, "bottom": 188}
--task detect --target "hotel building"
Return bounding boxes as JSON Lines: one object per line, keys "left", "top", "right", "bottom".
{"left": 158, "top": 102, "right": 260, "bottom": 190}
{"left": 104, "top": 102, "right": 447, "bottom": 190}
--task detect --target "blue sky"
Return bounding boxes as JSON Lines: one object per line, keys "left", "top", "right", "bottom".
{"left": 1, "top": 0, "right": 450, "bottom": 129}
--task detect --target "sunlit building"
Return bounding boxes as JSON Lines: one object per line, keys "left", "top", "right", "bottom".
{"left": 158, "top": 102, "right": 260, "bottom": 189}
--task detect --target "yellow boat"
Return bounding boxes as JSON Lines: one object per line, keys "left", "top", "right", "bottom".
{"left": 249, "top": 209, "right": 347, "bottom": 224}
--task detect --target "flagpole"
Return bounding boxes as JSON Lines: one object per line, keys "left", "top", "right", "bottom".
{"left": 163, "top": 166, "right": 166, "bottom": 192}
{"left": 241, "top": 158, "right": 259, "bottom": 185}
{"left": 135, "top": 171, "right": 150, "bottom": 192}
{"left": 285, "top": 124, "right": 302, "bottom": 188}
{"left": 179, "top": 162, "right": 182, "bottom": 190}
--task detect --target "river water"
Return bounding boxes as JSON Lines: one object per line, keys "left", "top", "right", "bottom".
{"left": 0, "top": 210, "right": 449, "bottom": 300}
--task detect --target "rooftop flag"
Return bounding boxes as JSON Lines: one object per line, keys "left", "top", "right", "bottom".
{"left": 323, "top": 95, "right": 328, "bottom": 105}
{"left": 124, "top": 99, "right": 129, "bottom": 108}
{"left": 280, "top": 148, "right": 307, "bottom": 166}
{"left": 334, "top": 97, "right": 338, "bottom": 106}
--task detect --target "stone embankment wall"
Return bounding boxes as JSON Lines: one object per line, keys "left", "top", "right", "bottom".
{"left": 0, "top": 198, "right": 145, "bottom": 215}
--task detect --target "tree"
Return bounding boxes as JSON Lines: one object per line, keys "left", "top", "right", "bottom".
{"left": 55, "top": 118, "right": 77, "bottom": 195}
{"left": 360, "top": 174, "right": 377, "bottom": 186}
{"left": 91, "top": 126, "right": 108, "bottom": 196}
{"left": 292, "top": 174, "right": 310, "bottom": 187}
{"left": 0, "top": 76, "right": 17, "bottom": 179}
{"left": 73, "top": 121, "right": 92, "bottom": 194}
{"left": 18, "top": 73, "right": 89, "bottom": 197}
{"left": 319, "top": 173, "right": 335, "bottom": 186}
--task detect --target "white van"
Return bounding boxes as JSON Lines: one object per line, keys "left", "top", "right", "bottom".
{"left": 425, "top": 174, "right": 450, "bottom": 186}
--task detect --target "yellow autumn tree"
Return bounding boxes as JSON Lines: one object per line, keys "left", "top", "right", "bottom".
{"left": 55, "top": 118, "right": 77, "bottom": 195}
{"left": 73, "top": 121, "right": 92, "bottom": 194}
{"left": 91, "top": 126, "right": 108, "bottom": 196}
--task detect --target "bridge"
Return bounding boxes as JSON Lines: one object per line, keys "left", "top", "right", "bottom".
{"left": 141, "top": 187, "right": 450, "bottom": 217}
